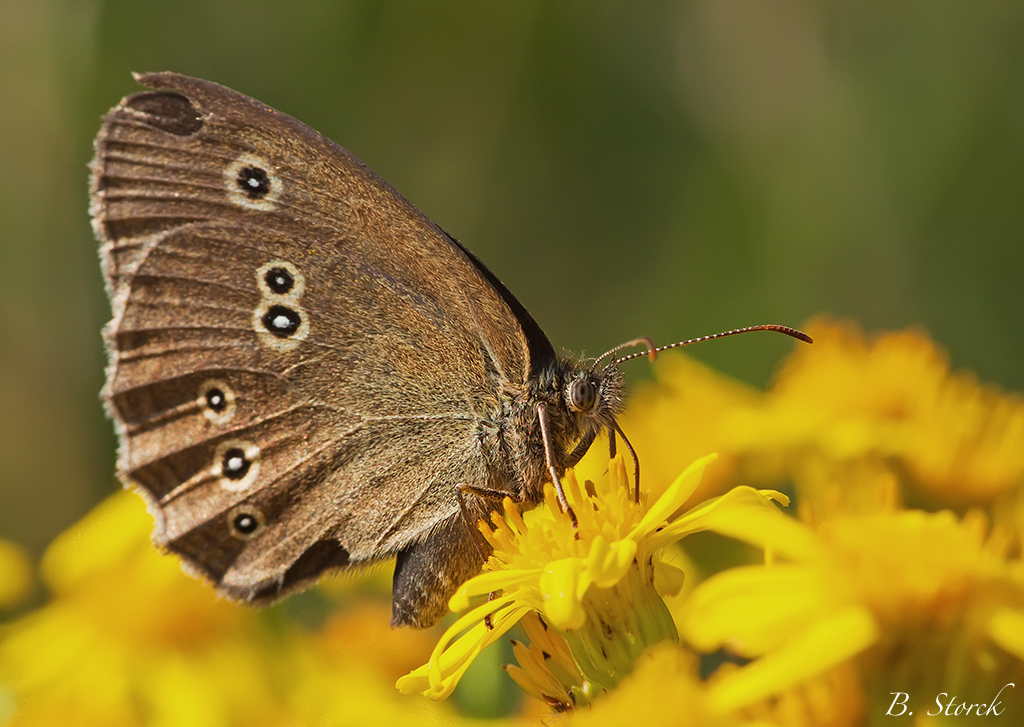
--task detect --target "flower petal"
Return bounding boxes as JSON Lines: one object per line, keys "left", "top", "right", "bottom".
{"left": 447, "top": 568, "right": 542, "bottom": 611}
{"left": 652, "top": 559, "right": 686, "bottom": 598}
{"left": 0, "top": 539, "right": 32, "bottom": 606}
{"left": 706, "top": 604, "right": 878, "bottom": 714}
{"left": 681, "top": 564, "right": 843, "bottom": 656}
{"left": 629, "top": 453, "right": 719, "bottom": 541}
{"left": 586, "top": 536, "right": 637, "bottom": 589}
{"left": 540, "top": 559, "right": 591, "bottom": 630}
{"left": 650, "top": 487, "right": 817, "bottom": 561}
{"left": 987, "top": 606, "right": 1024, "bottom": 660}
{"left": 396, "top": 603, "right": 531, "bottom": 700}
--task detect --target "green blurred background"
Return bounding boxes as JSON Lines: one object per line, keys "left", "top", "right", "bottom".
{"left": 2, "top": 1, "right": 1023, "bottom": 563}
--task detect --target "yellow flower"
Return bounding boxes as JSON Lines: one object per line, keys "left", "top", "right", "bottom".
{"left": 0, "top": 540, "right": 32, "bottom": 609}
{"left": 397, "top": 454, "right": 791, "bottom": 704}
{"left": 0, "top": 491, "right": 486, "bottom": 727}
{"left": 562, "top": 643, "right": 767, "bottom": 727}
{"left": 679, "top": 505, "right": 1024, "bottom": 719}
{"left": 1, "top": 492, "right": 281, "bottom": 726}
{"left": 716, "top": 661, "right": 866, "bottom": 727}
{"left": 11, "top": 319, "right": 1022, "bottom": 724}
{"left": 764, "top": 319, "right": 1024, "bottom": 507}
{"left": 615, "top": 318, "right": 1024, "bottom": 516}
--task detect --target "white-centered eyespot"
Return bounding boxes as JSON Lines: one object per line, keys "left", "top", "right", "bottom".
{"left": 253, "top": 299, "right": 308, "bottom": 352}
{"left": 197, "top": 378, "right": 236, "bottom": 424}
{"left": 256, "top": 260, "right": 305, "bottom": 300}
{"left": 212, "top": 439, "right": 261, "bottom": 492}
{"left": 224, "top": 153, "right": 282, "bottom": 211}
{"left": 226, "top": 504, "right": 265, "bottom": 540}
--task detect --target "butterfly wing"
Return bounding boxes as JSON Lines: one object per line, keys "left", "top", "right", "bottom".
{"left": 91, "top": 73, "right": 555, "bottom": 626}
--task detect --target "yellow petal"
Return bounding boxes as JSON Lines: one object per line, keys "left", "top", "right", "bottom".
{"left": 987, "top": 606, "right": 1024, "bottom": 660}
{"left": 681, "top": 564, "right": 844, "bottom": 656}
{"left": 652, "top": 559, "right": 686, "bottom": 598}
{"left": 652, "top": 487, "right": 818, "bottom": 561}
{"left": 539, "top": 559, "right": 591, "bottom": 630}
{"left": 706, "top": 604, "right": 878, "bottom": 714}
{"left": 40, "top": 491, "right": 150, "bottom": 594}
{"left": 397, "top": 604, "right": 530, "bottom": 699}
{"left": 426, "top": 594, "right": 516, "bottom": 688}
{"left": 630, "top": 453, "right": 719, "bottom": 541}
{"left": 586, "top": 536, "right": 637, "bottom": 589}
{"left": 695, "top": 493, "right": 819, "bottom": 561}
{"left": 447, "top": 568, "right": 542, "bottom": 611}
{"left": 0, "top": 539, "right": 32, "bottom": 606}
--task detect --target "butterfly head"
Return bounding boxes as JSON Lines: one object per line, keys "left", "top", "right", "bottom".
{"left": 559, "top": 358, "right": 626, "bottom": 442}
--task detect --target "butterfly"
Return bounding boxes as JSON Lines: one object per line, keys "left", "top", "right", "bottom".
{"left": 91, "top": 73, "right": 809, "bottom": 627}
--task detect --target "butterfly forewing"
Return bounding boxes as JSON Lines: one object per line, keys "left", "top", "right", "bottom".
{"left": 92, "top": 73, "right": 552, "bottom": 625}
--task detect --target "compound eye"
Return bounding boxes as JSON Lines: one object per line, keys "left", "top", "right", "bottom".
{"left": 568, "top": 378, "right": 598, "bottom": 412}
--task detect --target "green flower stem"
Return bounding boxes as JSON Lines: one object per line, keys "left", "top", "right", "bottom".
{"left": 561, "top": 564, "right": 678, "bottom": 693}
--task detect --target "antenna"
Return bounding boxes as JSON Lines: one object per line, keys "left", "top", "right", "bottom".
{"left": 610, "top": 325, "right": 812, "bottom": 367}
{"left": 594, "top": 324, "right": 811, "bottom": 505}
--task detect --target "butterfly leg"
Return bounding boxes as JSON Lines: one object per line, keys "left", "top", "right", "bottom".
{"left": 611, "top": 421, "right": 641, "bottom": 503}
{"left": 535, "top": 401, "right": 579, "bottom": 530}
{"left": 455, "top": 482, "right": 522, "bottom": 560}
{"left": 565, "top": 429, "right": 597, "bottom": 468}
{"left": 456, "top": 482, "right": 524, "bottom": 503}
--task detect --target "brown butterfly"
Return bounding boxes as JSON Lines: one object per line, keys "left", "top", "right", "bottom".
{"left": 91, "top": 73, "right": 809, "bottom": 627}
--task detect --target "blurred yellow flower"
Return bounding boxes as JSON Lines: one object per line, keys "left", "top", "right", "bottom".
{"left": 0, "top": 541, "right": 32, "bottom": 609}
{"left": 1, "top": 493, "right": 281, "bottom": 726}
{"left": 561, "top": 643, "right": 765, "bottom": 727}
{"left": 765, "top": 319, "right": 1024, "bottom": 507}
{"left": 680, "top": 505, "right": 1024, "bottom": 719}
{"left": 619, "top": 318, "right": 1024, "bottom": 514}
{"left": 8, "top": 319, "right": 1024, "bottom": 724}
{"left": 0, "top": 491, "right": 505, "bottom": 727}
{"left": 398, "top": 454, "right": 791, "bottom": 705}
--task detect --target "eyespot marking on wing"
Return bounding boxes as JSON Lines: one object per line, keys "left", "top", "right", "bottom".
{"left": 227, "top": 504, "right": 265, "bottom": 540}
{"left": 252, "top": 259, "right": 308, "bottom": 351}
{"left": 225, "top": 153, "right": 282, "bottom": 211}
{"left": 253, "top": 300, "right": 308, "bottom": 351}
{"left": 197, "top": 379, "right": 236, "bottom": 424}
{"left": 213, "top": 439, "right": 261, "bottom": 492}
{"left": 256, "top": 260, "right": 305, "bottom": 300}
